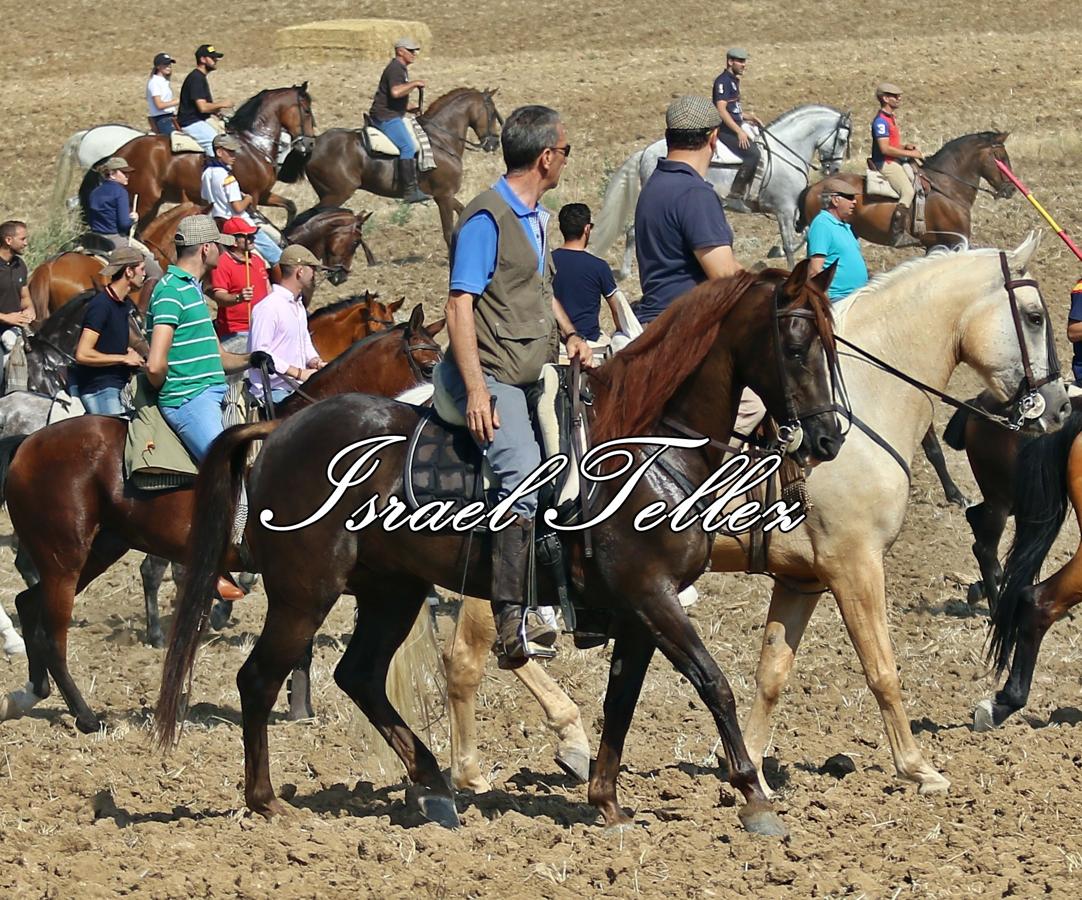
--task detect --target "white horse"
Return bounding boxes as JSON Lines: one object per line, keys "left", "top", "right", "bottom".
{"left": 591, "top": 104, "right": 851, "bottom": 277}
{"left": 440, "top": 234, "right": 1071, "bottom": 801}
{"left": 50, "top": 125, "right": 145, "bottom": 216}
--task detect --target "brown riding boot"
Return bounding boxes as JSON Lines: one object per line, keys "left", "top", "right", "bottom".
{"left": 216, "top": 575, "right": 245, "bottom": 602}
{"left": 490, "top": 515, "right": 557, "bottom": 668}
{"left": 888, "top": 203, "right": 911, "bottom": 247}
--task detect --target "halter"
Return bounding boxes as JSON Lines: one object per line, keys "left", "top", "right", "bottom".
{"left": 757, "top": 111, "right": 851, "bottom": 181}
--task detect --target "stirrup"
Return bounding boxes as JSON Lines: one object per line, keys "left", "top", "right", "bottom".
{"left": 494, "top": 608, "right": 557, "bottom": 669}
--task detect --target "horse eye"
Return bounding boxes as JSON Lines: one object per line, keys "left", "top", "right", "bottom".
{"left": 1027, "top": 312, "right": 1043, "bottom": 327}
{"left": 786, "top": 344, "right": 806, "bottom": 361}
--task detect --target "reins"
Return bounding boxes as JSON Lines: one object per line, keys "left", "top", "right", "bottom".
{"left": 917, "top": 142, "right": 1007, "bottom": 199}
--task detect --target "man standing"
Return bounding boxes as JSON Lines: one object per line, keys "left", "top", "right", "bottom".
{"left": 713, "top": 48, "right": 763, "bottom": 214}
{"left": 0, "top": 220, "right": 35, "bottom": 381}
{"left": 552, "top": 203, "right": 620, "bottom": 343}
{"left": 146, "top": 52, "right": 178, "bottom": 135}
{"left": 871, "top": 82, "right": 924, "bottom": 246}
{"left": 369, "top": 37, "right": 430, "bottom": 203}
{"left": 86, "top": 157, "right": 164, "bottom": 279}
{"left": 806, "top": 178, "right": 869, "bottom": 301}
{"left": 247, "top": 244, "right": 326, "bottom": 407}
{"left": 178, "top": 44, "right": 233, "bottom": 156}
{"left": 72, "top": 247, "right": 146, "bottom": 415}
{"left": 201, "top": 134, "right": 282, "bottom": 266}
{"left": 443, "top": 105, "right": 592, "bottom": 664}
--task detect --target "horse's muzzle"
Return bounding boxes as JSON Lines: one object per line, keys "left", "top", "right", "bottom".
{"left": 996, "top": 182, "right": 1016, "bottom": 200}
{"left": 326, "top": 267, "right": 349, "bottom": 286}
{"left": 481, "top": 136, "right": 500, "bottom": 152}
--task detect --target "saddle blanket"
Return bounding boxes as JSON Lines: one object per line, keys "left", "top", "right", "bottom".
{"left": 360, "top": 116, "right": 436, "bottom": 172}
{"left": 710, "top": 124, "right": 760, "bottom": 166}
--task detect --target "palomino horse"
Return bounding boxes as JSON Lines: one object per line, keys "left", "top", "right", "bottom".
{"left": 0, "top": 310, "right": 444, "bottom": 726}
{"left": 156, "top": 264, "right": 845, "bottom": 835}
{"left": 440, "top": 236, "right": 1068, "bottom": 800}
{"left": 303, "top": 88, "right": 503, "bottom": 247}
{"left": 592, "top": 105, "right": 852, "bottom": 272}
{"left": 974, "top": 413, "right": 1082, "bottom": 730}
{"left": 87, "top": 85, "right": 315, "bottom": 224}
{"left": 799, "top": 131, "right": 1015, "bottom": 249}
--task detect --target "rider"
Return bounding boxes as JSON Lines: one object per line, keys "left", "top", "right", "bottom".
{"left": 71, "top": 247, "right": 146, "bottom": 415}
{"left": 443, "top": 105, "right": 593, "bottom": 665}
{"left": 713, "top": 48, "right": 764, "bottom": 214}
{"left": 146, "top": 52, "right": 178, "bottom": 135}
{"left": 806, "top": 178, "right": 868, "bottom": 301}
{"left": 200, "top": 133, "right": 283, "bottom": 266}
{"left": 552, "top": 203, "right": 620, "bottom": 344}
{"left": 85, "top": 157, "right": 164, "bottom": 279}
{"left": 871, "top": 82, "right": 924, "bottom": 246}
{"left": 177, "top": 44, "right": 233, "bottom": 156}
{"left": 0, "top": 220, "right": 35, "bottom": 380}
{"left": 369, "top": 37, "right": 430, "bottom": 204}
{"left": 1067, "top": 278, "right": 1082, "bottom": 389}
{"left": 247, "top": 244, "right": 326, "bottom": 407}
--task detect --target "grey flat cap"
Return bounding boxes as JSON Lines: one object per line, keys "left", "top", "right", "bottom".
{"left": 666, "top": 95, "right": 723, "bottom": 131}
{"left": 175, "top": 214, "right": 234, "bottom": 248}
{"left": 394, "top": 37, "right": 421, "bottom": 50}
{"left": 726, "top": 47, "right": 749, "bottom": 60}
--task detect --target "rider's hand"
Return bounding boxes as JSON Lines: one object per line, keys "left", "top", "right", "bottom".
{"left": 123, "top": 348, "right": 145, "bottom": 367}
{"left": 415, "top": 80, "right": 427, "bottom": 89}
{"left": 566, "top": 335, "right": 596, "bottom": 369}
{"left": 247, "top": 350, "right": 275, "bottom": 374}
{"left": 737, "top": 131, "right": 750, "bottom": 150}
{"left": 15, "top": 310, "right": 34, "bottom": 327}
{"left": 131, "top": 211, "right": 140, "bottom": 221}
{"left": 299, "top": 368, "right": 315, "bottom": 382}
{"left": 466, "top": 387, "right": 498, "bottom": 445}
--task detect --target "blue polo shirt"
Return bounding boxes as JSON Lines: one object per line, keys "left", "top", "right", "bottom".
{"left": 450, "top": 177, "right": 550, "bottom": 295}
{"left": 806, "top": 210, "right": 868, "bottom": 301}
{"left": 1069, "top": 280, "right": 1082, "bottom": 382}
{"left": 73, "top": 288, "right": 137, "bottom": 393}
{"left": 86, "top": 179, "right": 133, "bottom": 235}
{"left": 633, "top": 159, "right": 733, "bottom": 323}
{"left": 552, "top": 248, "right": 617, "bottom": 341}
{"left": 711, "top": 70, "right": 743, "bottom": 126}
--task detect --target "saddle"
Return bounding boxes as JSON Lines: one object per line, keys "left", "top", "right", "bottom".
{"left": 358, "top": 115, "right": 436, "bottom": 172}
{"left": 170, "top": 131, "right": 203, "bottom": 154}
{"left": 709, "top": 126, "right": 767, "bottom": 204}
{"left": 123, "top": 374, "right": 197, "bottom": 491}
{"left": 863, "top": 159, "right": 928, "bottom": 236}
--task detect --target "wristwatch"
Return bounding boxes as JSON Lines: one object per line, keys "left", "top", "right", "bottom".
{"left": 566, "top": 331, "right": 584, "bottom": 342}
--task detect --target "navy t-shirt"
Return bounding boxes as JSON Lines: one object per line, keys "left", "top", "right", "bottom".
{"left": 712, "top": 71, "right": 743, "bottom": 126}
{"left": 1070, "top": 283, "right": 1082, "bottom": 382}
{"left": 74, "top": 289, "right": 136, "bottom": 393}
{"left": 633, "top": 160, "right": 733, "bottom": 323}
{"left": 552, "top": 248, "right": 617, "bottom": 341}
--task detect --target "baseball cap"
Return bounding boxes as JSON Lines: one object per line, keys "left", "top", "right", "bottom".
{"left": 195, "top": 44, "right": 224, "bottom": 60}
{"left": 153, "top": 52, "right": 175, "bottom": 67}
{"left": 212, "top": 133, "right": 243, "bottom": 151}
{"left": 100, "top": 246, "right": 145, "bottom": 278}
{"left": 820, "top": 177, "right": 859, "bottom": 199}
{"left": 394, "top": 37, "right": 422, "bottom": 51}
{"left": 876, "top": 82, "right": 902, "bottom": 96}
{"left": 726, "top": 47, "right": 749, "bottom": 60}
{"left": 100, "top": 156, "right": 133, "bottom": 173}
{"left": 175, "top": 214, "right": 234, "bottom": 248}
{"left": 221, "top": 216, "right": 258, "bottom": 236}
{"left": 665, "top": 96, "right": 723, "bottom": 131}
{"left": 279, "top": 244, "right": 324, "bottom": 268}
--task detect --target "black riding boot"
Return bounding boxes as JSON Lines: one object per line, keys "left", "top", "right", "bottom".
{"left": 724, "top": 158, "right": 757, "bottom": 213}
{"left": 397, "top": 158, "right": 431, "bottom": 204}
{"left": 888, "top": 203, "right": 911, "bottom": 247}
{"left": 490, "top": 515, "right": 557, "bottom": 668}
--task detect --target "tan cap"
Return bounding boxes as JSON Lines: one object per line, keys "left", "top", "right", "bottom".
{"left": 100, "top": 156, "right": 133, "bottom": 173}
{"left": 175, "top": 214, "right": 234, "bottom": 247}
{"left": 279, "top": 244, "right": 323, "bottom": 268}
{"left": 100, "top": 246, "right": 145, "bottom": 278}
{"left": 665, "top": 95, "right": 723, "bottom": 131}
{"left": 394, "top": 36, "right": 421, "bottom": 50}
{"left": 212, "top": 133, "right": 242, "bottom": 152}
{"left": 876, "top": 82, "right": 902, "bottom": 97}
{"left": 820, "top": 177, "right": 860, "bottom": 198}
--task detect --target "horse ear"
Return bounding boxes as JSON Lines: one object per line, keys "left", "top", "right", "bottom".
{"left": 407, "top": 304, "right": 424, "bottom": 330}
{"left": 996, "top": 131, "right": 1010, "bottom": 143}
{"left": 1011, "top": 230, "right": 1042, "bottom": 272}
{"left": 783, "top": 258, "right": 812, "bottom": 294}
{"left": 489, "top": 87, "right": 498, "bottom": 96}
{"left": 300, "top": 81, "right": 309, "bottom": 93}
{"left": 357, "top": 210, "right": 373, "bottom": 225}
{"left": 810, "top": 260, "right": 838, "bottom": 295}
{"left": 426, "top": 317, "right": 447, "bottom": 336}
{"left": 390, "top": 297, "right": 406, "bottom": 313}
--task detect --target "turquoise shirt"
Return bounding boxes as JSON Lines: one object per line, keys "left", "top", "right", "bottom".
{"left": 806, "top": 210, "right": 869, "bottom": 301}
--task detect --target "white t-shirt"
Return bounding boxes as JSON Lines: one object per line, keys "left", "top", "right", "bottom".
{"left": 200, "top": 165, "right": 251, "bottom": 223}
{"left": 146, "top": 74, "right": 176, "bottom": 118}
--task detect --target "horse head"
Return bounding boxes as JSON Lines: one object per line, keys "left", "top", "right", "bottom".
{"left": 404, "top": 304, "right": 444, "bottom": 379}
{"left": 816, "top": 111, "right": 852, "bottom": 176}
{"left": 476, "top": 88, "right": 503, "bottom": 152}
{"left": 979, "top": 132, "right": 1015, "bottom": 199}
{"left": 284, "top": 83, "right": 317, "bottom": 152}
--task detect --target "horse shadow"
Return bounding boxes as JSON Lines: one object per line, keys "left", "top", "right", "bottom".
{"left": 89, "top": 788, "right": 232, "bottom": 829}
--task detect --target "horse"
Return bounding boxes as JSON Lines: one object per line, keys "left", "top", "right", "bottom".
{"left": 0, "top": 309, "right": 444, "bottom": 727}
{"left": 973, "top": 413, "right": 1082, "bottom": 731}
{"left": 439, "top": 235, "right": 1069, "bottom": 801}
{"left": 281, "top": 206, "right": 375, "bottom": 279}
{"left": 303, "top": 88, "right": 503, "bottom": 247}
{"left": 591, "top": 105, "right": 852, "bottom": 274}
{"left": 308, "top": 295, "right": 403, "bottom": 361}
{"left": 80, "top": 85, "right": 316, "bottom": 225}
{"left": 798, "top": 131, "right": 1015, "bottom": 249}
{"left": 155, "top": 262, "right": 844, "bottom": 836}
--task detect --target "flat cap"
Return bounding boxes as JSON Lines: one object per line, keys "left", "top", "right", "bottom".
{"left": 876, "top": 82, "right": 902, "bottom": 96}
{"left": 726, "top": 47, "right": 749, "bottom": 60}
{"left": 666, "top": 95, "right": 723, "bottom": 131}
{"left": 820, "top": 177, "right": 860, "bottom": 198}
{"left": 100, "top": 246, "right": 145, "bottom": 278}
{"left": 212, "top": 133, "right": 242, "bottom": 151}
{"left": 394, "top": 36, "right": 421, "bottom": 51}
{"left": 175, "top": 214, "right": 234, "bottom": 248}
{"left": 100, "top": 156, "right": 133, "bottom": 173}
{"left": 279, "top": 244, "right": 324, "bottom": 268}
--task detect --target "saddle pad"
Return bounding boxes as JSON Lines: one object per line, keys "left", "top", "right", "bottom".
{"left": 170, "top": 131, "right": 203, "bottom": 154}
{"left": 3, "top": 334, "right": 27, "bottom": 393}
{"left": 709, "top": 124, "right": 760, "bottom": 166}
{"left": 362, "top": 126, "right": 400, "bottom": 157}
{"left": 46, "top": 391, "right": 85, "bottom": 425}
{"left": 408, "top": 116, "right": 436, "bottom": 172}
{"left": 864, "top": 168, "right": 899, "bottom": 199}
{"left": 404, "top": 408, "right": 490, "bottom": 519}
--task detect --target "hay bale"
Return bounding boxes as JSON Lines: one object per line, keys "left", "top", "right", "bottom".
{"left": 275, "top": 19, "right": 433, "bottom": 64}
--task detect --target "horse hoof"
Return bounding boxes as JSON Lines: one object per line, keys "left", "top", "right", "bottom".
{"left": 973, "top": 698, "right": 997, "bottom": 732}
{"left": 966, "top": 582, "right": 986, "bottom": 606}
{"left": 604, "top": 819, "right": 638, "bottom": 833}
{"left": 253, "top": 797, "right": 293, "bottom": 819}
{"left": 555, "top": 746, "right": 591, "bottom": 784}
{"left": 738, "top": 801, "right": 788, "bottom": 837}
{"left": 405, "top": 786, "right": 460, "bottom": 829}
{"left": 767, "top": 245, "right": 784, "bottom": 259}
{"left": 0, "top": 684, "right": 41, "bottom": 721}
{"left": 917, "top": 772, "right": 951, "bottom": 795}
{"left": 75, "top": 714, "right": 103, "bottom": 735}
{"left": 209, "top": 600, "right": 232, "bottom": 632}
{"left": 146, "top": 633, "right": 164, "bottom": 650}
{"left": 2, "top": 635, "right": 26, "bottom": 657}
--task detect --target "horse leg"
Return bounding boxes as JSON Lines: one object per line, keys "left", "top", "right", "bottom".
{"left": 260, "top": 192, "right": 297, "bottom": 226}
{"left": 0, "top": 598, "right": 24, "bottom": 657}
{"left": 140, "top": 554, "right": 169, "bottom": 649}
{"left": 513, "top": 658, "right": 591, "bottom": 784}
{"left": 921, "top": 426, "right": 970, "bottom": 508}
{"left": 335, "top": 579, "right": 458, "bottom": 828}
{"left": 774, "top": 208, "right": 802, "bottom": 267}
{"left": 444, "top": 596, "right": 498, "bottom": 792}
{"left": 741, "top": 580, "right": 822, "bottom": 796}
{"left": 0, "top": 586, "right": 50, "bottom": 721}
{"left": 285, "top": 638, "right": 315, "bottom": 721}
{"left": 435, "top": 195, "right": 456, "bottom": 249}
{"left": 14, "top": 542, "right": 39, "bottom": 588}
{"left": 966, "top": 500, "right": 1009, "bottom": 610}
{"left": 832, "top": 554, "right": 950, "bottom": 794}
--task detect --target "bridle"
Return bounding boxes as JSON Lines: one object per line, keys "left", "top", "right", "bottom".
{"left": 918, "top": 141, "right": 1010, "bottom": 199}
{"left": 231, "top": 88, "right": 316, "bottom": 168}
{"left": 422, "top": 94, "right": 503, "bottom": 153}
{"left": 757, "top": 111, "right": 851, "bottom": 181}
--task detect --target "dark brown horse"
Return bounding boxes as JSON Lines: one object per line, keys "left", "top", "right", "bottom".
{"left": 281, "top": 206, "right": 375, "bottom": 277}
{"left": 0, "top": 309, "right": 443, "bottom": 729}
{"left": 157, "top": 263, "right": 845, "bottom": 835}
{"left": 304, "top": 88, "right": 503, "bottom": 246}
{"left": 308, "top": 295, "right": 403, "bottom": 361}
{"left": 88, "top": 85, "right": 315, "bottom": 225}
{"left": 799, "top": 131, "right": 1014, "bottom": 249}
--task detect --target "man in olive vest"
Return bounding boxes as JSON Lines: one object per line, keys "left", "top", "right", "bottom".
{"left": 443, "top": 105, "right": 593, "bottom": 666}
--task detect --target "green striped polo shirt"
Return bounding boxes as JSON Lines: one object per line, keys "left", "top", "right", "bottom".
{"left": 147, "top": 264, "right": 226, "bottom": 407}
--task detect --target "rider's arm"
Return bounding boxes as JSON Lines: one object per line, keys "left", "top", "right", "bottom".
{"left": 151, "top": 94, "right": 176, "bottom": 112}
{"left": 716, "top": 104, "right": 743, "bottom": 137}
{"left": 389, "top": 81, "right": 423, "bottom": 99}
{"left": 146, "top": 323, "right": 175, "bottom": 389}
{"left": 686, "top": 191, "right": 742, "bottom": 279}
{"left": 807, "top": 255, "right": 826, "bottom": 278}
{"left": 696, "top": 245, "right": 741, "bottom": 279}
{"left": 876, "top": 136, "right": 920, "bottom": 161}
{"left": 195, "top": 98, "right": 231, "bottom": 114}
{"left": 1068, "top": 320, "right": 1082, "bottom": 343}
{"left": 111, "top": 184, "right": 133, "bottom": 233}
{"left": 74, "top": 327, "right": 140, "bottom": 367}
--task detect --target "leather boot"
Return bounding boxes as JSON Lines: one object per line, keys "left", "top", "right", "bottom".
{"left": 889, "top": 203, "right": 911, "bottom": 247}
{"left": 397, "top": 158, "right": 431, "bottom": 204}
{"left": 724, "top": 158, "right": 756, "bottom": 213}
{"left": 216, "top": 575, "right": 246, "bottom": 602}
{"left": 490, "top": 515, "right": 557, "bottom": 668}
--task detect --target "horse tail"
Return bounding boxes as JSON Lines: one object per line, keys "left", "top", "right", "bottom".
{"left": 591, "top": 149, "right": 645, "bottom": 255}
{"left": 276, "top": 147, "right": 309, "bottom": 184}
{"left": 156, "top": 420, "right": 280, "bottom": 748}
{"left": 942, "top": 407, "right": 969, "bottom": 451}
{"left": 77, "top": 167, "right": 104, "bottom": 227}
{"left": 988, "top": 412, "right": 1082, "bottom": 675}
{"left": 0, "top": 435, "right": 28, "bottom": 505}
{"left": 49, "top": 130, "right": 86, "bottom": 221}
{"left": 795, "top": 184, "right": 812, "bottom": 233}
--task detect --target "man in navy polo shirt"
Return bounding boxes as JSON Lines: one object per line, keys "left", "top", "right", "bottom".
{"left": 1067, "top": 278, "right": 1082, "bottom": 388}
{"left": 806, "top": 178, "right": 868, "bottom": 302}
{"left": 552, "top": 203, "right": 619, "bottom": 342}
{"left": 713, "top": 48, "right": 763, "bottom": 214}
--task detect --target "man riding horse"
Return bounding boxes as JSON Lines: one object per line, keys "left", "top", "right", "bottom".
{"left": 713, "top": 47, "right": 764, "bottom": 213}
{"left": 177, "top": 44, "right": 233, "bottom": 156}
{"left": 871, "top": 82, "right": 924, "bottom": 246}
{"left": 369, "top": 37, "right": 430, "bottom": 203}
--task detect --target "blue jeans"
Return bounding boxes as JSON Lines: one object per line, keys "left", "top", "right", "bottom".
{"left": 252, "top": 227, "right": 282, "bottom": 265}
{"left": 79, "top": 385, "right": 126, "bottom": 415}
{"left": 160, "top": 383, "right": 228, "bottom": 462}
{"left": 151, "top": 115, "right": 176, "bottom": 136}
{"left": 373, "top": 116, "right": 417, "bottom": 159}
{"left": 181, "top": 119, "right": 218, "bottom": 156}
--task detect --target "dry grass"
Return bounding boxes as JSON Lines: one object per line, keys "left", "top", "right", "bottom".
{"left": 274, "top": 19, "right": 434, "bottom": 64}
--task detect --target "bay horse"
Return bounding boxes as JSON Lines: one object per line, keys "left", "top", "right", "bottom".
{"left": 798, "top": 131, "right": 1015, "bottom": 249}
{"left": 308, "top": 295, "right": 403, "bottom": 361}
{"left": 88, "top": 85, "right": 315, "bottom": 225}
{"left": 157, "top": 262, "right": 845, "bottom": 835}
{"left": 974, "top": 413, "right": 1082, "bottom": 730}
{"left": 282, "top": 206, "right": 375, "bottom": 278}
{"left": 0, "top": 309, "right": 444, "bottom": 726}
{"left": 303, "top": 88, "right": 503, "bottom": 247}
{"left": 439, "top": 236, "right": 1068, "bottom": 801}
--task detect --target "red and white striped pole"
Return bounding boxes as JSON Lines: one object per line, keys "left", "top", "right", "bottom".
{"left": 995, "top": 158, "right": 1082, "bottom": 261}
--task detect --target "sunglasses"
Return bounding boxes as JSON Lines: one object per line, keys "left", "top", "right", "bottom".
{"left": 547, "top": 145, "right": 572, "bottom": 158}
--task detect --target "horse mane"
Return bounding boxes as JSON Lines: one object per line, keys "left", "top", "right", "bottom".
{"left": 841, "top": 244, "right": 986, "bottom": 307}
{"left": 768, "top": 103, "right": 843, "bottom": 127}
{"left": 229, "top": 86, "right": 302, "bottom": 133}
{"left": 422, "top": 87, "right": 479, "bottom": 118}
{"left": 308, "top": 292, "right": 379, "bottom": 323}
{"left": 925, "top": 131, "right": 1003, "bottom": 168}
{"left": 285, "top": 205, "right": 350, "bottom": 236}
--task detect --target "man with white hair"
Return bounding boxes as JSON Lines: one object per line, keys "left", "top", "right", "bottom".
{"left": 806, "top": 177, "right": 868, "bottom": 301}
{"left": 369, "top": 37, "right": 430, "bottom": 203}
